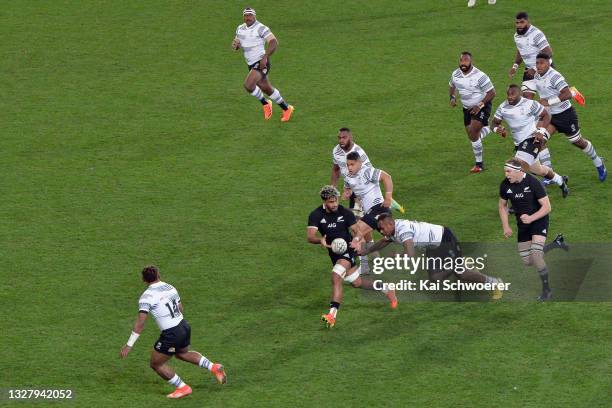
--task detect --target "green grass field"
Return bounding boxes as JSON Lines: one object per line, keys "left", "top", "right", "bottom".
{"left": 2, "top": 1, "right": 611, "bottom": 406}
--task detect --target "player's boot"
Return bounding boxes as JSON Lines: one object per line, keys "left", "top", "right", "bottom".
{"left": 570, "top": 86, "right": 585, "bottom": 106}
{"left": 491, "top": 278, "right": 504, "bottom": 300}
{"left": 537, "top": 289, "right": 552, "bottom": 302}
{"left": 470, "top": 163, "right": 484, "bottom": 173}
{"left": 263, "top": 100, "right": 273, "bottom": 120}
{"left": 597, "top": 161, "right": 607, "bottom": 182}
{"left": 488, "top": 0, "right": 497, "bottom": 4}
{"left": 542, "top": 178, "right": 554, "bottom": 187}
{"left": 321, "top": 313, "right": 336, "bottom": 328}
{"left": 167, "top": 384, "right": 192, "bottom": 399}
{"left": 391, "top": 199, "right": 405, "bottom": 214}
{"left": 559, "top": 176, "right": 569, "bottom": 198}
{"left": 211, "top": 363, "right": 227, "bottom": 384}
{"left": 551, "top": 233, "right": 569, "bottom": 252}
{"left": 280, "top": 105, "right": 294, "bottom": 122}
{"left": 386, "top": 290, "right": 398, "bottom": 309}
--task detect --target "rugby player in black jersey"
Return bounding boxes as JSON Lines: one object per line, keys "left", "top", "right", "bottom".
{"left": 499, "top": 159, "right": 568, "bottom": 301}
{"left": 307, "top": 185, "right": 397, "bottom": 328}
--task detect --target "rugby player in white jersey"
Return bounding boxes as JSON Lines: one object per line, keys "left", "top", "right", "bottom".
{"left": 307, "top": 186, "right": 397, "bottom": 328}
{"left": 330, "top": 127, "right": 405, "bottom": 274}
{"left": 120, "top": 266, "right": 226, "bottom": 399}
{"left": 449, "top": 51, "right": 496, "bottom": 173}
{"left": 534, "top": 53, "right": 607, "bottom": 182}
{"left": 357, "top": 214, "right": 504, "bottom": 300}
{"left": 508, "top": 12, "right": 585, "bottom": 173}
{"left": 342, "top": 152, "right": 395, "bottom": 240}
{"left": 232, "top": 7, "right": 294, "bottom": 122}
{"left": 491, "top": 84, "right": 570, "bottom": 197}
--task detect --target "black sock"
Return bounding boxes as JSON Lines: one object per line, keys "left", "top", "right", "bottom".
{"left": 476, "top": 161, "right": 483, "bottom": 168}
{"left": 330, "top": 301, "right": 340, "bottom": 310}
{"left": 538, "top": 267, "right": 550, "bottom": 291}
{"left": 279, "top": 101, "right": 289, "bottom": 110}
{"left": 543, "top": 242, "right": 556, "bottom": 253}
{"left": 259, "top": 98, "right": 268, "bottom": 105}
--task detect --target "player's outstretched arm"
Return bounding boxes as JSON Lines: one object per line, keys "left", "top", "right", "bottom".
{"left": 498, "top": 198, "right": 512, "bottom": 238}
{"left": 359, "top": 237, "right": 390, "bottom": 255}
{"left": 120, "top": 312, "right": 148, "bottom": 359}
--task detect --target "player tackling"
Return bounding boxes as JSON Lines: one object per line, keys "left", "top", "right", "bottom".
{"left": 232, "top": 7, "right": 294, "bottom": 121}
{"left": 120, "top": 266, "right": 226, "bottom": 399}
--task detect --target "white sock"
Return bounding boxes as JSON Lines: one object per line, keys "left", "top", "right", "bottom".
{"left": 199, "top": 356, "right": 212, "bottom": 371}
{"left": 551, "top": 173, "right": 563, "bottom": 186}
{"left": 269, "top": 88, "right": 285, "bottom": 105}
{"left": 471, "top": 139, "right": 483, "bottom": 163}
{"left": 480, "top": 126, "right": 491, "bottom": 140}
{"left": 539, "top": 148, "right": 553, "bottom": 169}
{"left": 582, "top": 141, "right": 602, "bottom": 167}
{"left": 168, "top": 374, "right": 186, "bottom": 388}
{"left": 359, "top": 256, "right": 369, "bottom": 273}
{"left": 250, "top": 86, "right": 265, "bottom": 102}
{"left": 329, "top": 306, "right": 338, "bottom": 318}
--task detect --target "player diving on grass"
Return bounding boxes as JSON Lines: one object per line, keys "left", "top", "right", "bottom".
{"left": 492, "top": 84, "right": 569, "bottom": 197}
{"left": 499, "top": 159, "right": 569, "bottom": 301}
{"left": 307, "top": 185, "right": 397, "bottom": 328}
{"left": 449, "top": 51, "right": 496, "bottom": 173}
{"left": 120, "top": 266, "right": 226, "bottom": 399}
{"left": 232, "top": 7, "right": 294, "bottom": 122}
{"left": 330, "top": 127, "right": 405, "bottom": 274}
{"left": 354, "top": 214, "right": 505, "bottom": 300}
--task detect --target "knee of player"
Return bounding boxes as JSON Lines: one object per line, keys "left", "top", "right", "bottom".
{"left": 521, "top": 255, "right": 533, "bottom": 266}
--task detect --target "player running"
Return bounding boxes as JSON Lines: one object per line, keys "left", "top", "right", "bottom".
{"left": 330, "top": 127, "right": 405, "bottom": 274}
{"left": 499, "top": 159, "right": 568, "bottom": 301}
{"left": 492, "top": 84, "right": 569, "bottom": 197}
{"left": 307, "top": 185, "right": 397, "bottom": 328}
{"left": 449, "top": 51, "right": 496, "bottom": 173}
{"left": 120, "top": 266, "right": 226, "bottom": 399}
{"left": 355, "top": 214, "right": 504, "bottom": 300}
{"left": 343, "top": 152, "right": 395, "bottom": 238}
{"left": 232, "top": 7, "right": 294, "bottom": 122}
{"left": 535, "top": 53, "right": 607, "bottom": 182}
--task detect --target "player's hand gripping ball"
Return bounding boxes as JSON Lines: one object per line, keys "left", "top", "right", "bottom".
{"left": 331, "top": 238, "right": 348, "bottom": 254}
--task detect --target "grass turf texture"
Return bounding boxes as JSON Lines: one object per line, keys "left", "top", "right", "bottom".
{"left": 1, "top": 0, "right": 611, "bottom": 406}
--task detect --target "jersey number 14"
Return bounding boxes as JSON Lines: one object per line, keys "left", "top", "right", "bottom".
{"left": 165, "top": 299, "right": 180, "bottom": 318}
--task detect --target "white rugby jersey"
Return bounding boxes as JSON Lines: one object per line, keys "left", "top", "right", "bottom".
{"left": 343, "top": 166, "right": 383, "bottom": 212}
{"left": 138, "top": 281, "right": 183, "bottom": 331}
{"left": 514, "top": 25, "right": 550, "bottom": 69}
{"left": 387, "top": 219, "right": 444, "bottom": 249}
{"left": 494, "top": 98, "right": 545, "bottom": 145}
{"left": 449, "top": 66, "right": 494, "bottom": 109}
{"left": 235, "top": 21, "right": 273, "bottom": 65}
{"left": 332, "top": 143, "right": 371, "bottom": 178}
{"left": 535, "top": 67, "right": 571, "bottom": 115}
